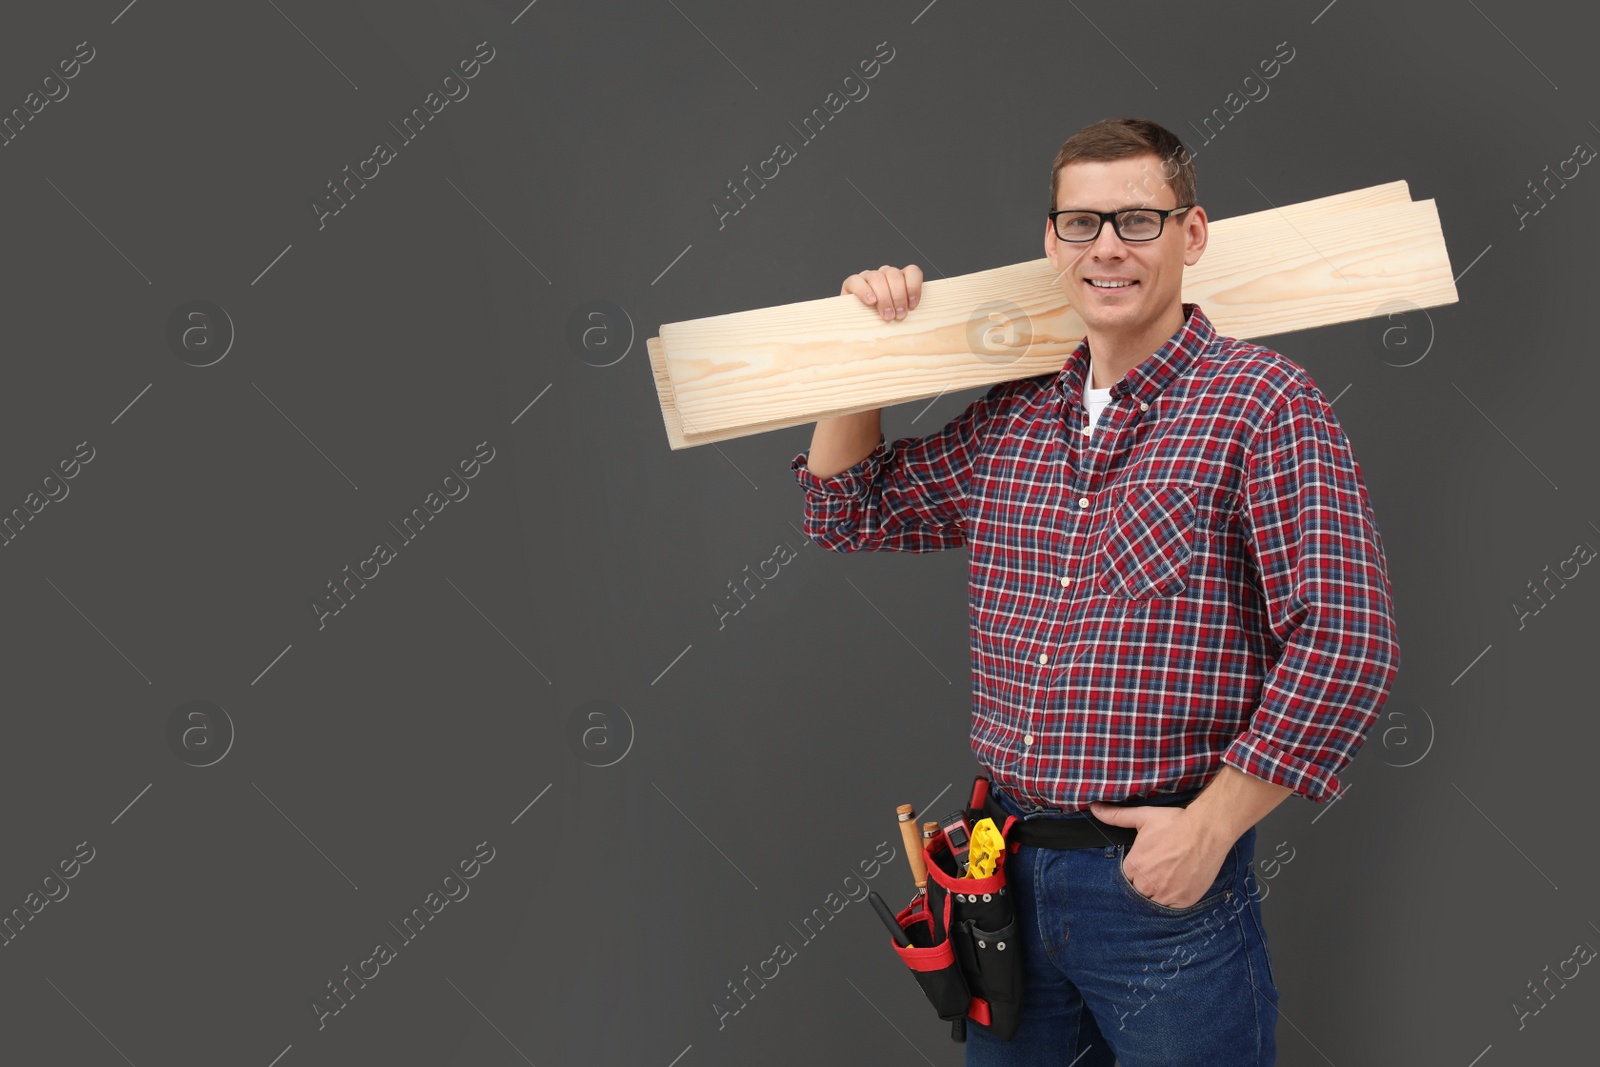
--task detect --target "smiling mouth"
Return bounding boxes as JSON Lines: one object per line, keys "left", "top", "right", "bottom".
{"left": 1086, "top": 279, "right": 1138, "bottom": 289}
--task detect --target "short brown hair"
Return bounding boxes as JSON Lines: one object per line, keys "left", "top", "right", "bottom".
{"left": 1048, "top": 117, "right": 1196, "bottom": 213}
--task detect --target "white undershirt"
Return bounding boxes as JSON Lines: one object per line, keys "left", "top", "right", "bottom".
{"left": 1083, "top": 363, "right": 1115, "bottom": 436}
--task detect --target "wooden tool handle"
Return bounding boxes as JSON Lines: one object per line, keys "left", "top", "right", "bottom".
{"left": 896, "top": 804, "right": 927, "bottom": 893}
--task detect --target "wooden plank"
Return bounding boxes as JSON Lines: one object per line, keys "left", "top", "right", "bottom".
{"left": 649, "top": 182, "right": 1423, "bottom": 448}
{"left": 650, "top": 182, "right": 1423, "bottom": 450}
{"left": 652, "top": 181, "right": 1454, "bottom": 448}
{"left": 665, "top": 200, "right": 1452, "bottom": 433}
{"left": 650, "top": 336, "right": 816, "bottom": 449}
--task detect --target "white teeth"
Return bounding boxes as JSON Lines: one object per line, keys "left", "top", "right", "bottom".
{"left": 1088, "top": 279, "right": 1135, "bottom": 288}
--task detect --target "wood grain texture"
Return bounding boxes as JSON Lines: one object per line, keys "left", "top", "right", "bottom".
{"left": 651, "top": 181, "right": 1455, "bottom": 449}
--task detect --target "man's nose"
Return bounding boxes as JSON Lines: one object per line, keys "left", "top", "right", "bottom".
{"left": 1090, "top": 221, "right": 1127, "bottom": 256}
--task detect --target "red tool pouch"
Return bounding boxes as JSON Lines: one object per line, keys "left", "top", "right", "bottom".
{"left": 887, "top": 776, "right": 1024, "bottom": 1043}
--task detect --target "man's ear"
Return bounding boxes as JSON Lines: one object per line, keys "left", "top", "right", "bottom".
{"left": 1182, "top": 206, "right": 1209, "bottom": 266}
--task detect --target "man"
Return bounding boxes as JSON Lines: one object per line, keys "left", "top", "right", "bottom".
{"left": 790, "top": 117, "right": 1400, "bottom": 1065}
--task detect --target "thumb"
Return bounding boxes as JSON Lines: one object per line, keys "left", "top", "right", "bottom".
{"left": 1089, "top": 802, "right": 1144, "bottom": 827}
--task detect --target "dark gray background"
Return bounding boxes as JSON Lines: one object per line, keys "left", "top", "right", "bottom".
{"left": 1, "top": 0, "right": 1594, "bottom": 1064}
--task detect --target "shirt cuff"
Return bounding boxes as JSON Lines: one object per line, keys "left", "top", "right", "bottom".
{"left": 1220, "top": 730, "right": 1340, "bottom": 803}
{"left": 790, "top": 434, "right": 889, "bottom": 497}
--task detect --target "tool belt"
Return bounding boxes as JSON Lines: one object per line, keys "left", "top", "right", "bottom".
{"left": 886, "top": 777, "right": 1201, "bottom": 1040}
{"left": 886, "top": 775, "right": 1026, "bottom": 1043}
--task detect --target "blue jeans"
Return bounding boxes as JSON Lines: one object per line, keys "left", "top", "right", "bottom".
{"left": 966, "top": 784, "right": 1279, "bottom": 1066}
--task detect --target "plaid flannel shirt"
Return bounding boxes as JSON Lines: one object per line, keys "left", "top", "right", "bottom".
{"left": 790, "top": 303, "right": 1400, "bottom": 810}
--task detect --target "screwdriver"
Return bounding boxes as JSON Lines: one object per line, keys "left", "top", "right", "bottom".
{"left": 869, "top": 891, "right": 912, "bottom": 948}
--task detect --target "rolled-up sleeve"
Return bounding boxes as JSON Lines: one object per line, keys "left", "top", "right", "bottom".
{"left": 789, "top": 380, "right": 1023, "bottom": 554}
{"left": 1223, "top": 384, "right": 1401, "bottom": 802}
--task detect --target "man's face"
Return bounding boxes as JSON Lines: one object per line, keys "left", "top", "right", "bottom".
{"left": 1044, "top": 153, "right": 1207, "bottom": 336}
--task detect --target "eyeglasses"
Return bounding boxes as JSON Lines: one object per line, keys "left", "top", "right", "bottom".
{"left": 1048, "top": 205, "right": 1194, "bottom": 243}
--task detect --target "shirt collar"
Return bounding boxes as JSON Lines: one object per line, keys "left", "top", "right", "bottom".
{"left": 1052, "top": 302, "right": 1215, "bottom": 407}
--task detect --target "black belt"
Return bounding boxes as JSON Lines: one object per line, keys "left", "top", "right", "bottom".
{"left": 981, "top": 791, "right": 1137, "bottom": 850}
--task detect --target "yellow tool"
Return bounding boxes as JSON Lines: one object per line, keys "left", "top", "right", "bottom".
{"left": 965, "top": 818, "right": 1003, "bottom": 879}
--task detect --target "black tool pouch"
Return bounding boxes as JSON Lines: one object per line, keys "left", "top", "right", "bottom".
{"left": 887, "top": 776, "right": 1024, "bottom": 1043}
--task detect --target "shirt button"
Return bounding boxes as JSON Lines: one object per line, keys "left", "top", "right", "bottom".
{"left": 1077, "top": 496, "right": 1089, "bottom": 508}
{"left": 1060, "top": 575, "right": 1071, "bottom": 586}
{"left": 1038, "top": 653, "right": 1048, "bottom": 665}
{"left": 1082, "top": 427, "right": 1092, "bottom": 436}
{"left": 1139, "top": 401, "right": 1150, "bottom": 412}
{"left": 1023, "top": 734, "right": 1035, "bottom": 746}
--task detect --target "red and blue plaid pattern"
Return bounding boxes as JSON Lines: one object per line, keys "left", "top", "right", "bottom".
{"left": 791, "top": 304, "right": 1400, "bottom": 809}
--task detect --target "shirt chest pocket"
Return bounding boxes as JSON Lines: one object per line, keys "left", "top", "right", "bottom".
{"left": 1095, "top": 483, "right": 1201, "bottom": 599}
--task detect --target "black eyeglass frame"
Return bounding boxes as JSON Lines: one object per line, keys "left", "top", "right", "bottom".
{"left": 1048, "top": 204, "right": 1196, "bottom": 243}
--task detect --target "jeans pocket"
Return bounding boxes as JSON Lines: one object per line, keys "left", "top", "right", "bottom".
{"left": 1095, "top": 483, "right": 1197, "bottom": 599}
{"left": 1115, "top": 845, "right": 1235, "bottom": 917}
